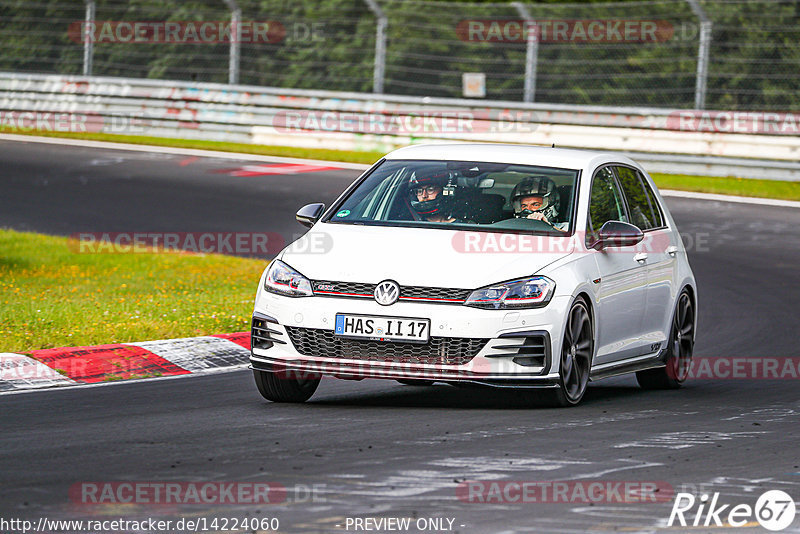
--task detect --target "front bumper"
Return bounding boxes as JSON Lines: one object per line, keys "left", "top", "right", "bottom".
{"left": 249, "top": 290, "right": 571, "bottom": 386}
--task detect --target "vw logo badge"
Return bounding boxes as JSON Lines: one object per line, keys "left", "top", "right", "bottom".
{"left": 374, "top": 280, "right": 400, "bottom": 306}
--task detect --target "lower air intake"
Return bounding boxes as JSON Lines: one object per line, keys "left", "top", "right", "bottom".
{"left": 285, "top": 327, "right": 488, "bottom": 366}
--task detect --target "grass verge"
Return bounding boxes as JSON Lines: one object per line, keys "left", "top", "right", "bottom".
{"left": 0, "top": 229, "right": 264, "bottom": 353}
{"left": 651, "top": 173, "right": 800, "bottom": 201}
{"left": 3, "top": 128, "right": 799, "bottom": 201}
{"left": 0, "top": 128, "right": 385, "bottom": 165}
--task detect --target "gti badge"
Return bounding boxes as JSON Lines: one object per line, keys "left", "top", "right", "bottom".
{"left": 374, "top": 280, "right": 400, "bottom": 306}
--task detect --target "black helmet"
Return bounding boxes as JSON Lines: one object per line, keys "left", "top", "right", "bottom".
{"left": 511, "top": 175, "right": 559, "bottom": 220}
{"left": 408, "top": 168, "right": 453, "bottom": 218}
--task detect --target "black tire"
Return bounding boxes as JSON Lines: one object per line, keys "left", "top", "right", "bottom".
{"left": 253, "top": 369, "right": 320, "bottom": 403}
{"left": 549, "top": 296, "right": 594, "bottom": 407}
{"left": 396, "top": 379, "right": 435, "bottom": 386}
{"left": 637, "top": 291, "right": 695, "bottom": 390}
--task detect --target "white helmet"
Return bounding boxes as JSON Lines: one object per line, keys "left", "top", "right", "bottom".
{"left": 511, "top": 175, "right": 559, "bottom": 221}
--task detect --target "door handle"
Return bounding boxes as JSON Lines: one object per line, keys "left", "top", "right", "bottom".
{"left": 634, "top": 252, "right": 648, "bottom": 263}
{"left": 666, "top": 245, "right": 678, "bottom": 257}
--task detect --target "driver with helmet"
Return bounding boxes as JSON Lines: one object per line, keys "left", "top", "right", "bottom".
{"left": 511, "top": 175, "right": 567, "bottom": 231}
{"left": 408, "top": 169, "right": 470, "bottom": 223}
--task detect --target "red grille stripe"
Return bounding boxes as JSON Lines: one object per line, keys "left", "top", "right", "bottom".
{"left": 399, "top": 296, "right": 465, "bottom": 302}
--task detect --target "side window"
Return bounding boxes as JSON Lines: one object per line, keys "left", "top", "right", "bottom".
{"left": 588, "top": 167, "right": 627, "bottom": 241}
{"left": 615, "top": 166, "right": 657, "bottom": 231}
{"left": 639, "top": 172, "right": 665, "bottom": 228}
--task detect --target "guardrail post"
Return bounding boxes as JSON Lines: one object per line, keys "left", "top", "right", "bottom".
{"left": 686, "top": 0, "right": 712, "bottom": 109}
{"left": 364, "top": 0, "right": 387, "bottom": 94}
{"left": 82, "top": 0, "right": 95, "bottom": 76}
{"left": 223, "top": 0, "right": 241, "bottom": 84}
{"left": 513, "top": 2, "right": 538, "bottom": 103}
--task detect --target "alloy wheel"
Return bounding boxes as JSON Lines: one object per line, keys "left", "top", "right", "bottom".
{"left": 560, "top": 300, "right": 593, "bottom": 403}
{"left": 668, "top": 292, "right": 695, "bottom": 382}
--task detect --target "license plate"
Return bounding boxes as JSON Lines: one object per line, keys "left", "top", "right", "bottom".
{"left": 334, "top": 314, "right": 430, "bottom": 343}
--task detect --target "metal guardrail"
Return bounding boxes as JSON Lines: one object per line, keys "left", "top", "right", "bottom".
{"left": 1, "top": 72, "right": 798, "bottom": 180}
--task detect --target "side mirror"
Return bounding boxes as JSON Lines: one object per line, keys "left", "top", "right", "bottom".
{"left": 589, "top": 221, "right": 644, "bottom": 250}
{"left": 295, "top": 203, "right": 325, "bottom": 228}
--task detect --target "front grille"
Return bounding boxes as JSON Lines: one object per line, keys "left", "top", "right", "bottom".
{"left": 313, "top": 280, "right": 376, "bottom": 297}
{"left": 312, "top": 280, "right": 472, "bottom": 304}
{"left": 285, "top": 327, "right": 488, "bottom": 366}
{"left": 402, "top": 285, "right": 473, "bottom": 302}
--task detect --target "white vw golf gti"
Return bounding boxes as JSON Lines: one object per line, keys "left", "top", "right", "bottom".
{"left": 250, "top": 144, "right": 697, "bottom": 406}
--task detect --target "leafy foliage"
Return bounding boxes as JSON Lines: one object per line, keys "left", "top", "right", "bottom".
{"left": 0, "top": 0, "right": 798, "bottom": 109}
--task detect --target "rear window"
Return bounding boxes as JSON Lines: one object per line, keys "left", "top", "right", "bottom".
{"left": 614, "top": 166, "right": 662, "bottom": 231}
{"left": 639, "top": 172, "right": 665, "bottom": 229}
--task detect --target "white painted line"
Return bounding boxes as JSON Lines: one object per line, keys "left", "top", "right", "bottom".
{"left": 660, "top": 189, "right": 800, "bottom": 209}
{"left": 0, "top": 133, "right": 372, "bottom": 170}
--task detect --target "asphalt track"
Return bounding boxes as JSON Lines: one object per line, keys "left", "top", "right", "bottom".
{"left": 1, "top": 139, "right": 799, "bottom": 533}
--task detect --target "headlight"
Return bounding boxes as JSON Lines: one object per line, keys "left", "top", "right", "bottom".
{"left": 263, "top": 260, "right": 314, "bottom": 297}
{"left": 464, "top": 276, "right": 555, "bottom": 309}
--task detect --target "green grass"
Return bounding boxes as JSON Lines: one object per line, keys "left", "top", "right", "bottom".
{"left": 0, "top": 127, "right": 385, "bottom": 165}
{"left": 651, "top": 173, "right": 800, "bottom": 201}
{"left": 0, "top": 229, "right": 265, "bottom": 353}
{"left": 3, "top": 127, "right": 799, "bottom": 201}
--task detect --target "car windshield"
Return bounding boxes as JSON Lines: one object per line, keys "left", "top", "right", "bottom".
{"left": 327, "top": 159, "right": 580, "bottom": 234}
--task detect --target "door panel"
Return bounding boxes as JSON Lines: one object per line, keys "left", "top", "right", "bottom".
{"left": 614, "top": 166, "right": 675, "bottom": 350}
{"left": 592, "top": 248, "right": 649, "bottom": 364}
{"left": 587, "top": 166, "right": 650, "bottom": 364}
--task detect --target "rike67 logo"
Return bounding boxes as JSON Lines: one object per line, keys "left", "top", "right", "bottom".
{"left": 669, "top": 490, "right": 796, "bottom": 531}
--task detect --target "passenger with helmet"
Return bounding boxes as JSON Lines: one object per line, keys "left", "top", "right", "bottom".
{"left": 408, "top": 168, "right": 471, "bottom": 223}
{"left": 511, "top": 175, "right": 567, "bottom": 231}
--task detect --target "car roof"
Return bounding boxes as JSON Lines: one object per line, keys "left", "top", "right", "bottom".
{"left": 383, "top": 143, "right": 635, "bottom": 170}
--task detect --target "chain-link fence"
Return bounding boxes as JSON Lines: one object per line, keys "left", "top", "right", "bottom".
{"left": 0, "top": 0, "right": 798, "bottom": 111}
